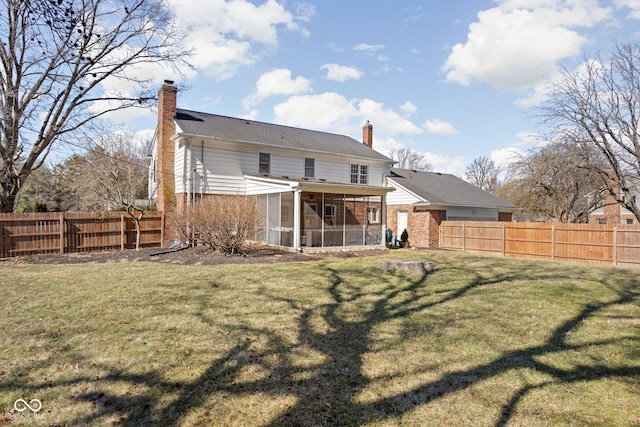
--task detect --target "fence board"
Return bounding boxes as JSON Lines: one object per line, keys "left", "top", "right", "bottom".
{"left": 440, "top": 221, "right": 640, "bottom": 267}
{"left": 0, "top": 212, "right": 163, "bottom": 257}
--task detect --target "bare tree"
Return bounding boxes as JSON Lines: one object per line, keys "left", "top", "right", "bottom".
{"left": 538, "top": 42, "right": 640, "bottom": 222}
{"left": 0, "top": 0, "right": 191, "bottom": 212}
{"left": 389, "top": 148, "right": 432, "bottom": 171}
{"left": 496, "top": 141, "right": 604, "bottom": 222}
{"left": 464, "top": 156, "right": 501, "bottom": 192}
{"left": 81, "top": 131, "right": 150, "bottom": 249}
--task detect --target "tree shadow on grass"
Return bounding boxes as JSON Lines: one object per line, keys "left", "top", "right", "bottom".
{"left": 2, "top": 257, "right": 639, "bottom": 426}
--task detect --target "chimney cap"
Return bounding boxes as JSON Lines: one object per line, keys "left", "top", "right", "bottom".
{"left": 163, "top": 79, "right": 175, "bottom": 85}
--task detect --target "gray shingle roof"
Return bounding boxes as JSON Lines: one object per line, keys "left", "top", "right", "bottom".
{"left": 174, "top": 108, "right": 393, "bottom": 162}
{"left": 389, "top": 168, "right": 518, "bottom": 210}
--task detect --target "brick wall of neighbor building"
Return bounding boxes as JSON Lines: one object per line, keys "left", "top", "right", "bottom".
{"left": 498, "top": 212, "right": 513, "bottom": 222}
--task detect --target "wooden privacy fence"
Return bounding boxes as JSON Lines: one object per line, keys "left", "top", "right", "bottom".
{"left": 0, "top": 212, "right": 164, "bottom": 257}
{"left": 440, "top": 221, "right": 640, "bottom": 267}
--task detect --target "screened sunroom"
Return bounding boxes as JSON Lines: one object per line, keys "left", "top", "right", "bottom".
{"left": 250, "top": 177, "right": 390, "bottom": 250}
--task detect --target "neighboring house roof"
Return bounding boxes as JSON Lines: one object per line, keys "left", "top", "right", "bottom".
{"left": 388, "top": 168, "right": 518, "bottom": 210}
{"left": 174, "top": 108, "right": 393, "bottom": 162}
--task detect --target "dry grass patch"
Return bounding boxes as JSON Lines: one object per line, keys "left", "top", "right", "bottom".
{"left": 0, "top": 250, "right": 638, "bottom": 426}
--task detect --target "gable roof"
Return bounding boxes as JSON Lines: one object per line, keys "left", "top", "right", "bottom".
{"left": 174, "top": 108, "right": 393, "bottom": 162}
{"left": 388, "top": 168, "right": 518, "bottom": 210}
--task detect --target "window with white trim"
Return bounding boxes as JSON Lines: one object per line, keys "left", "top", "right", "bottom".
{"left": 259, "top": 152, "right": 271, "bottom": 174}
{"left": 367, "top": 206, "right": 379, "bottom": 223}
{"left": 305, "top": 158, "right": 315, "bottom": 178}
{"left": 350, "top": 164, "right": 368, "bottom": 184}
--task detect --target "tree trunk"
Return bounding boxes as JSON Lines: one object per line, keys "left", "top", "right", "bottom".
{"left": 0, "top": 193, "right": 17, "bottom": 213}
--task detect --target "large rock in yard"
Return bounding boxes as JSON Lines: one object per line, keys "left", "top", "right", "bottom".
{"left": 380, "top": 260, "right": 436, "bottom": 276}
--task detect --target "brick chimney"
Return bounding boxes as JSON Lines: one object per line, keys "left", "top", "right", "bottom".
{"left": 155, "top": 80, "right": 177, "bottom": 218}
{"left": 363, "top": 120, "right": 373, "bottom": 148}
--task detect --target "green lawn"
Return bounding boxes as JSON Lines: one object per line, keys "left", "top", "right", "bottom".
{"left": 0, "top": 250, "right": 638, "bottom": 426}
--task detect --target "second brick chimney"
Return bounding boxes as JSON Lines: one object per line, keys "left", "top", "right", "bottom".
{"left": 363, "top": 121, "right": 373, "bottom": 148}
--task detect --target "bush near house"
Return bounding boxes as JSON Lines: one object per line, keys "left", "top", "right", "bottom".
{"left": 171, "top": 196, "right": 261, "bottom": 254}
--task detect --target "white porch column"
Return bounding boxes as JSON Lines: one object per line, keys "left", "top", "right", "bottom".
{"left": 293, "top": 189, "right": 302, "bottom": 250}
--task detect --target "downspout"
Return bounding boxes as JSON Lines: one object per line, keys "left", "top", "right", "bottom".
{"left": 186, "top": 138, "right": 192, "bottom": 207}
{"left": 200, "top": 140, "right": 205, "bottom": 197}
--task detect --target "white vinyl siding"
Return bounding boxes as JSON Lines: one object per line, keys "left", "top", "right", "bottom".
{"left": 386, "top": 179, "right": 421, "bottom": 205}
{"left": 174, "top": 141, "right": 186, "bottom": 193}
{"left": 182, "top": 138, "right": 390, "bottom": 196}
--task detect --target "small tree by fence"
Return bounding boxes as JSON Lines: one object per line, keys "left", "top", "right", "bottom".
{"left": 440, "top": 221, "right": 640, "bottom": 267}
{"left": 0, "top": 212, "right": 163, "bottom": 257}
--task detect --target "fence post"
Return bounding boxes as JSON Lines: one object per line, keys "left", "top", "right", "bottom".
{"left": 502, "top": 223, "right": 506, "bottom": 257}
{"left": 613, "top": 226, "right": 618, "bottom": 266}
{"left": 59, "top": 212, "right": 64, "bottom": 254}
{"left": 120, "top": 213, "right": 125, "bottom": 251}
{"left": 462, "top": 223, "right": 466, "bottom": 252}
{"left": 551, "top": 225, "right": 555, "bottom": 261}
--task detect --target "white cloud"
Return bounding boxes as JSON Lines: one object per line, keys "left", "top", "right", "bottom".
{"left": 442, "top": 0, "right": 612, "bottom": 90}
{"left": 273, "top": 93, "right": 359, "bottom": 133}
{"left": 273, "top": 94, "right": 423, "bottom": 138}
{"left": 320, "top": 64, "right": 363, "bottom": 82}
{"left": 400, "top": 101, "right": 417, "bottom": 115}
{"left": 427, "top": 152, "right": 467, "bottom": 175}
{"left": 614, "top": 0, "right": 640, "bottom": 19}
{"left": 358, "top": 99, "right": 424, "bottom": 136}
{"left": 242, "top": 68, "right": 312, "bottom": 108}
{"left": 354, "top": 43, "right": 385, "bottom": 52}
{"left": 423, "top": 119, "right": 459, "bottom": 135}
{"left": 169, "top": 0, "right": 309, "bottom": 81}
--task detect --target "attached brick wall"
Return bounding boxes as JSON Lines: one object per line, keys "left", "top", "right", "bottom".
{"left": 386, "top": 205, "right": 445, "bottom": 248}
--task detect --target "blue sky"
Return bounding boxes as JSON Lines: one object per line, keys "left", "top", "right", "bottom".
{"left": 119, "top": 0, "right": 640, "bottom": 176}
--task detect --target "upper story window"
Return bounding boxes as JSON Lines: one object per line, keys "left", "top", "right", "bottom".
{"left": 351, "top": 165, "right": 369, "bottom": 184}
{"left": 351, "top": 164, "right": 368, "bottom": 184}
{"left": 305, "top": 158, "right": 315, "bottom": 178}
{"left": 259, "top": 152, "right": 271, "bottom": 174}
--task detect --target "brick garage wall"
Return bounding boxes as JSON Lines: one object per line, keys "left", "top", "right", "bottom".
{"left": 426, "top": 210, "right": 446, "bottom": 247}
{"left": 386, "top": 205, "right": 445, "bottom": 248}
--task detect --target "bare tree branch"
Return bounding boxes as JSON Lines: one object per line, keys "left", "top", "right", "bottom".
{"left": 389, "top": 148, "right": 432, "bottom": 171}
{"left": 0, "top": 0, "right": 192, "bottom": 211}
{"left": 537, "top": 42, "right": 640, "bottom": 222}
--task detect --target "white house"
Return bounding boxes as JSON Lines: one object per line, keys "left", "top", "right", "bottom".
{"left": 149, "top": 80, "right": 395, "bottom": 250}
